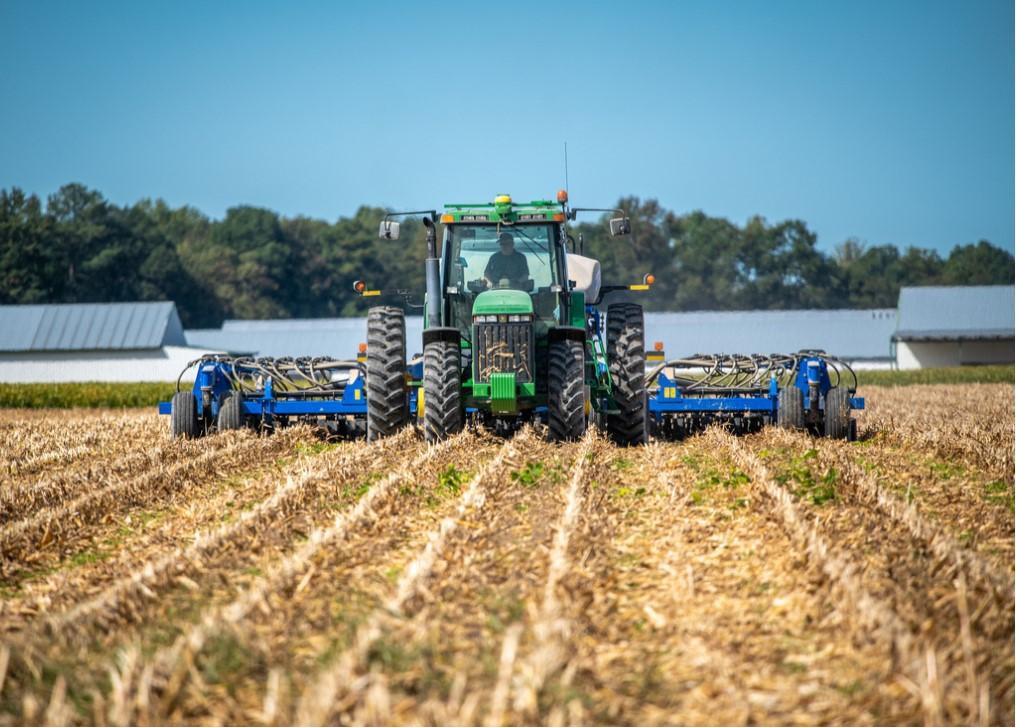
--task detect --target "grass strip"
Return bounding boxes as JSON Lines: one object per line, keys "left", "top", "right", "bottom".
{"left": 857, "top": 365, "right": 1013, "bottom": 387}
{"left": 0, "top": 382, "right": 177, "bottom": 408}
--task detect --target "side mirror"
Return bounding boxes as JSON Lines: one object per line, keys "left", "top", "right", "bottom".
{"left": 379, "top": 220, "right": 401, "bottom": 240}
{"left": 609, "top": 217, "right": 631, "bottom": 236}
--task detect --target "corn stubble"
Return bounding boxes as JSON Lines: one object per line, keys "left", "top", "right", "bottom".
{"left": 0, "top": 383, "right": 1012, "bottom": 725}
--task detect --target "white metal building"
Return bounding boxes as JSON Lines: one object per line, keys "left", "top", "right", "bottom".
{"left": 0, "top": 302, "right": 223, "bottom": 383}
{"left": 3, "top": 288, "right": 1008, "bottom": 383}
{"left": 640, "top": 309, "right": 897, "bottom": 369}
{"left": 893, "top": 286, "right": 1014, "bottom": 369}
{"left": 186, "top": 310, "right": 898, "bottom": 369}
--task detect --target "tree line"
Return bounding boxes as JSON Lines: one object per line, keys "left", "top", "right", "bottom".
{"left": 1, "top": 184, "right": 1012, "bottom": 327}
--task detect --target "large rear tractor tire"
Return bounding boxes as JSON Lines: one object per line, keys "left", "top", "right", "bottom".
{"left": 605, "top": 303, "right": 648, "bottom": 445}
{"left": 777, "top": 385, "right": 805, "bottom": 430}
{"left": 217, "top": 393, "right": 245, "bottom": 431}
{"left": 548, "top": 338, "right": 586, "bottom": 442}
{"left": 824, "top": 387, "right": 852, "bottom": 440}
{"left": 170, "top": 391, "right": 200, "bottom": 439}
{"left": 366, "top": 306, "right": 409, "bottom": 442}
{"left": 423, "top": 339, "right": 463, "bottom": 443}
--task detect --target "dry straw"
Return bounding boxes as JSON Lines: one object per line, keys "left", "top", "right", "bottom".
{"left": 294, "top": 429, "right": 528, "bottom": 727}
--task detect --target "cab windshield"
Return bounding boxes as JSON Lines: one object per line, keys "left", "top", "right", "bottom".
{"left": 444, "top": 224, "right": 563, "bottom": 332}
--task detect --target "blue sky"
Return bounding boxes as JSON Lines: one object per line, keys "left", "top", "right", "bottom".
{"left": 1, "top": 1, "right": 1012, "bottom": 254}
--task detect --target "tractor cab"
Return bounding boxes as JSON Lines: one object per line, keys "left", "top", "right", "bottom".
{"left": 442, "top": 217, "right": 570, "bottom": 341}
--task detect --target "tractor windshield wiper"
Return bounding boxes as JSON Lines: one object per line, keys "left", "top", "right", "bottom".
{"left": 507, "top": 225, "right": 549, "bottom": 266}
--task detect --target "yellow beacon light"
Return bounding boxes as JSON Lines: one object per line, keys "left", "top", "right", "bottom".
{"left": 494, "top": 194, "right": 512, "bottom": 205}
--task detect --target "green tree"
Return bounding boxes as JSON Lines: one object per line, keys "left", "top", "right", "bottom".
{"left": 0, "top": 188, "right": 55, "bottom": 303}
{"left": 941, "top": 241, "right": 1015, "bottom": 285}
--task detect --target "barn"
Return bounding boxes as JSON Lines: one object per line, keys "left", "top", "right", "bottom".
{"left": 186, "top": 310, "right": 898, "bottom": 369}
{"left": 640, "top": 309, "right": 897, "bottom": 369}
{"left": 0, "top": 302, "right": 223, "bottom": 383}
{"left": 893, "top": 286, "right": 1015, "bottom": 369}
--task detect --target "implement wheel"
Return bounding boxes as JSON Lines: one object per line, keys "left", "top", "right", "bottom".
{"left": 824, "top": 388, "right": 851, "bottom": 440}
{"left": 548, "top": 338, "right": 586, "bottom": 442}
{"left": 777, "top": 386, "right": 805, "bottom": 430}
{"left": 170, "top": 391, "right": 200, "bottom": 439}
{"left": 366, "top": 306, "right": 408, "bottom": 442}
{"left": 605, "top": 303, "right": 647, "bottom": 445}
{"left": 423, "top": 339, "right": 462, "bottom": 443}
{"left": 217, "top": 393, "right": 245, "bottom": 431}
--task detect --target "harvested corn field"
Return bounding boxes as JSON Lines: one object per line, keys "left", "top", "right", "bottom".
{"left": 0, "top": 384, "right": 1013, "bottom": 726}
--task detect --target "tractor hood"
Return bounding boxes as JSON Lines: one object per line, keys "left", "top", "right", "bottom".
{"left": 471, "top": 289, "right": 533, "bottom": 316}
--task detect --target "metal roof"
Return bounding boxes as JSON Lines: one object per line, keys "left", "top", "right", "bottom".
{"left": 187, "top": 317, "right": 426, "bottom": 358}
{"left": 895, "top": 286, "right": 1015, "bottom": 341}
{"left": 0, "top": 302, "right": 186, "bottom": 352}
{"left": 188, "top": 310, "right": 895, "bottom": 361}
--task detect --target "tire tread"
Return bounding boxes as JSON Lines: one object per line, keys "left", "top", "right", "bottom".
{"left": 605, "top": 303, "right": 647, "bottom": 445}
{"left": 366, "top": 306, "right": 408, "bottom": 441}
{"left": 423, "top": 340, "right": 463, "bottom": 442}
{"left": 548, "top": 338, "right": 586, "bottom": 442}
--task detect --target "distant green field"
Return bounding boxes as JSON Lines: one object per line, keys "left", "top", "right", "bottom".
{"left": 857, "top": 365, "right": 1014, "bottom": 387}
{"left": 0, "top": 382, "right": 178, "bottom": 409}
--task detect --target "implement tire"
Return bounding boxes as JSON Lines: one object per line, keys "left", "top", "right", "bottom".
{"left": 606, "top": 303, "right": 647, "bottom": 445}
{"left": 777, "top": 385, "right": 805, "bottom": 430}
{"left": 423, "top": 339, "right": 463, "bottom": 443}
{"left": 548, "top": 338, "right": 586, "bottom": 442}
{"left": 366, "top": 306, "right": 408, "bottom": 442}
{"left": 824, "top": 387, "right": 851, "bottom": 440}
{"left": 170, "top": 391, "right": 199, "bottom": 439}
{"left": 217, "top": 393, "right": 245, "bottom": 431}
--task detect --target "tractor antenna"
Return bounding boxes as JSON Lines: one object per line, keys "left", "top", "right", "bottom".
{"left": 563, "top": 141, "right": 570, "bottom": 198}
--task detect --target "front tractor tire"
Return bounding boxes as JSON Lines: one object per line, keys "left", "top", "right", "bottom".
{"left": 548, "top": 338, "right": 586, "bottom": 442}
{"left": 423, "top": 339, "right": 463, "bottom": 443}
{"left": 366, "top": 306, "right": 409, "bottom": 442}
{"left": 606, "top": 303, "right": 648, "bottom": 445}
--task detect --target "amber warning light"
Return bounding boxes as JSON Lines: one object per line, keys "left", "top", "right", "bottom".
{"left": 556, "top": 189, "right": 568, "bottom": 203}
{"left": 353, "top": 280, "right": 366, "bottom": 293}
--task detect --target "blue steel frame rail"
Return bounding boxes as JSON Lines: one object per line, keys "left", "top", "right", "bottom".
{"left": 158, "top": 359, "right": 423, "bottom": 423}
{"left": 648, "top": 355, "right": 864, "bottom": 421}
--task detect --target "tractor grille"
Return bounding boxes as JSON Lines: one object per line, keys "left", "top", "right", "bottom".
{"left": 474, "top": 322, "right": 533, "bottom": 383}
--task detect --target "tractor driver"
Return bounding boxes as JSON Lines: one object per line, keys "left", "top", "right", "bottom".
{"left": 483, "top": 232, "right": 530, "bottom": 289}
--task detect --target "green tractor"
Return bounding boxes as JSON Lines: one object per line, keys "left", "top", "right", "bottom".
{"left": 359, "top": 192, "right": 655, "bottom": 445}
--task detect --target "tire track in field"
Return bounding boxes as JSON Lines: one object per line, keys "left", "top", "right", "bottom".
{"left": 507, "top": 432, "right": 595, "bottom": 720}
{"left": 294, "top": 430, "right": 529, "bottom": 727}
{"left": 859, "top": 383, "right": 1014, "bottom": 481}
{"left": 814, "top": 434, "right": 1013, "bottom": 568}
{"left": 0, "top": 425, "right": 314, "bottom": 632}
{"left": 0, "top": 430, "right": 288, "bottom": 578}
{"left": 752, "top": 428, "right": 1014, "bottom": 726}
{"left": 0, "top": 413, "right": 157, "bottom": 471}
{"left": 0, "top": 430, "right": 432, "bottom": 719}
{"left": 304, "top": 431, "right": 578, "bottom": 726}
{"left": 772, "top": 429, "right": 1013, "bottom": 601}
{"left": 3, "top": 415, "right": 163, "bottom": 482}
{"left": 728, "top": 431, "right": 1010, "bottom": 726}
{"left": 3, "top": 428, "right": 417, "bottom": 641}
{"left": 102, "top": 430, "right": 476, "bottom": 725}
{"left": 555, "top": 434, "right": 906, "bottom": 726}
{"left": 2, "top": 439, "right": 174, "bottom": 523}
